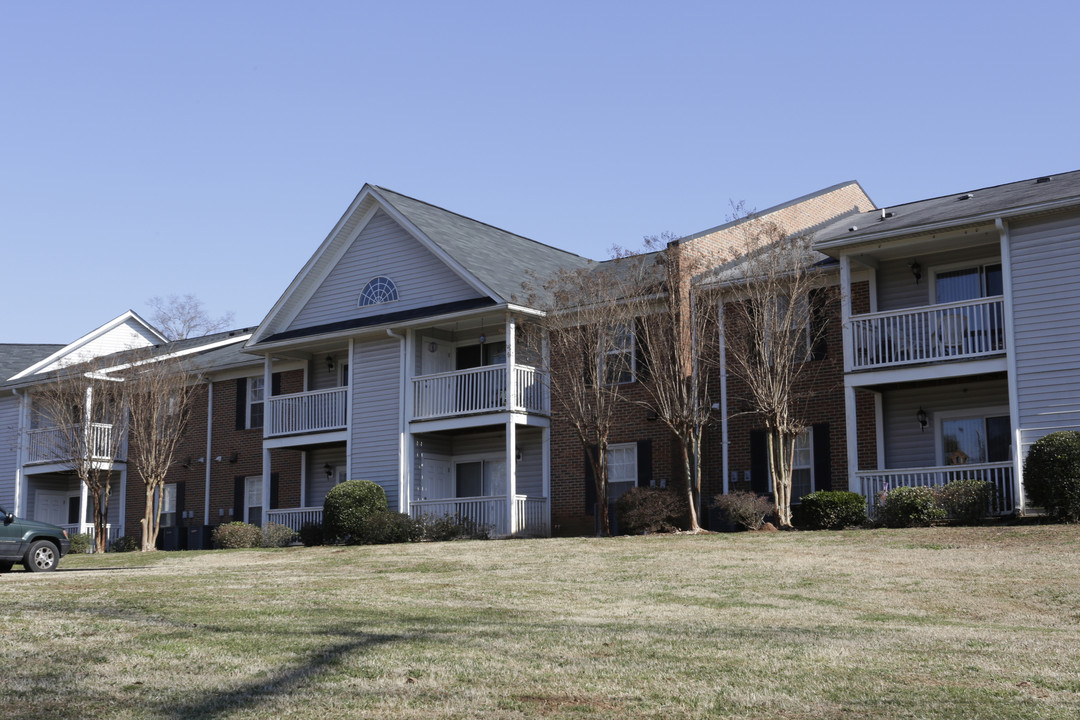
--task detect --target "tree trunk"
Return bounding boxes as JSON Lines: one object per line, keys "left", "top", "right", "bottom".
{"left": 679, "top": 441, "right": 701, "bottom": 531}
{"left": 142, "top": 484, "right": 156, "bottom": 551}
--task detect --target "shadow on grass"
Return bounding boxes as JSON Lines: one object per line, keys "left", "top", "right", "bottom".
{"left": 55, "top": 566, "right": 153, "bottom": 572}
{"left": 160, "top": 628, "right": 407, "bottom": 719}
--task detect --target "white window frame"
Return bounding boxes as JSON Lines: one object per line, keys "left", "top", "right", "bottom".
{"left": 933, "top": 405, "right": 1011, "bottom": 466}
{"left": 606, "top": 442, "right": 638, "bottom": 501}
{"left": 765, "top": 428, "right": 814, "bottom": 503}
{"left": 928, "top": 258, "right": 1004, "bottom": 304}
{"left": 358, "top": 276, "right": 399, "bottom": 307}
{"left": 247, "top": 376, "right": 265, "bottom": 429}
{"left": 159, "top": 483, "right": 177, "bottom": 528}
{"left": 602, "top": 322, "right": 636, "bottom": 385}
{"left": 244, "top": 475, "right": 263, "bottom": 525}
{"left": 452, "top": 454, "right": 507, "bottom": 498}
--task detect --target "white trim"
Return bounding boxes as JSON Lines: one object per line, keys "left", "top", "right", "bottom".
{"left": 386, "top": 329, "right": 408, "bottom": 512}
{"left": 204, "top": 381, "right": 213, "bottom": 526}
{"left": 840, "top": 255, "right": 853, "bottom": 373}
{"left": 845, "top": 384, "right": 859, "bottom": 492}
{"left": 927, "top": 257, "right": 1001, "bottom": 305}
{"left": 844, "top": 357, "right": 1008, "bottom": 387}
{"left": 263, "top": 429, "right": 349, "bottom": 449}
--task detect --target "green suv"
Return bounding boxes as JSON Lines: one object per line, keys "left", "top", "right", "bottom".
{"left": 0, "top": 506, "right": 71, "bottom": 572}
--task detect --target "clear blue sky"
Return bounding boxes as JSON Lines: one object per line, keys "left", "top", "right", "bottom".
{"left": 3, "top": 1, "right": 1078, "bottom": 343}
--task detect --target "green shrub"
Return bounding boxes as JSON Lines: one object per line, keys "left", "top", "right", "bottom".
{"left": 1024, "top": 430, "right": 1080, "bottom": 523}
{"left": 68, "top": 533, "right": 93, "bottom": 554}
{"left": 712, "top": 491, "right": 773, "bottom": 531}
{"left": 212, "top": 521, "right": 262, "bottom": 549}
{"left": 360, "top": 511, "right": 423, "bottom": 544}
{"left": 109, "top": 535, "right": 139, "bottom": 553}
{"left": 797, "top": 491, "right": 868, "bottom": 530}
{"left": 615, "top": 487, "right": 686, "bottom": 534}
{"left": 322, "top": 480, "right": 389, "bottom": 543}
{"left": 877, "top": 486, "right": 946, "bottom": 528}
{"left": 938, "top": 478, "right": 996, "bottom": 524}
{"left": 261, "top": 522, "right": 297, "bottom": 548}
{"left": 298, "top": 522, "right": 324, "bottom": 547}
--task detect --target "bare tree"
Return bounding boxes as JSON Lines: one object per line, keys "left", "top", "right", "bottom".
{"left": 721, "top": 217, "right": 830, "bottom": 528}
{"left": 527, "top": 261, "right": 639, "bottom": 536}
{"left": 615, "top": 235, "right": 723, "bottom": 532}
{"left": 147, "top": 294, "right": 234, "bottom": 340}
{"left": 30, "top": 361, "right": 129, "bottom": 553}
{"left": 119, "top": 349, "right": 200, "bottom": 551}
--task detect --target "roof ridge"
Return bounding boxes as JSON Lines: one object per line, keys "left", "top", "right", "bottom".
{"left": 871, "top": 168, "right": 1080, "bottom": 212}
{"left": 371, "top": 185, "right": 588, "bottom": 260}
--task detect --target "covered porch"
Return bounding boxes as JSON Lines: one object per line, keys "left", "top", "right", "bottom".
{"left": 857, "top": 462, "right": 1015, "bottom": 516}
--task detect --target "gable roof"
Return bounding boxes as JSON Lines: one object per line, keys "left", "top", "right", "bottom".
{"left": 815, "top": 169, "right": 1080, "bottom": 250}
{"left": 6, "top": 310, "right": 167, "bottom": 382}
{"left": 248, "top": 185, "right": 592, "bottom": 346}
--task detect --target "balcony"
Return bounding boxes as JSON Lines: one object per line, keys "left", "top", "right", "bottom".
{"left": 856, "top": 461, "right": 1015, "bottom": 515}
{"left": 265, "top": 506, "right": 324, "bottom": 532}
{"left": 26, "top": 424, "right": 125, "bottom": 465}
{"left": 850, "top": 296, "right": 1005, "bottom": 371}
{"left": 411, "top": 365, "right": 549, "bottom": 421}
{"left": 409, "top": 495, "right": 549, "bottom": 537}
{"left": 266, "top": 387, "right": 348, "bottom": 438}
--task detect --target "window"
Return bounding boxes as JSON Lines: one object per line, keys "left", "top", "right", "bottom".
{"left": 359, "top": 276, "right": 398, "bottom": 307}
{"left": 247, "top": 377, "right": 265, "bottom": 429}
{"left": 941, "top": 413, "right": 1011, "bottom": 465}
{"left": 159, "top": 484, "right": 177, "bottom": 528}
{"left": 934, "top": 263, "right": 1003, "bottom": 303}
{"left": 339, "top": 362, "right": 349, "bottom": 387}
{"left": 602, "top": 323, "right": 636, "bottom": 385}
{"left": 607, "top": 443, "right": 638, "bottom": 502}
{"left": 454, "top": 458, "right": 506, "bottom": 497}
{"left": 790, "top": 430, "right": 813, "bottom": 502}
{"left": 245, "top": 476, "right": 263, "bottom": 527}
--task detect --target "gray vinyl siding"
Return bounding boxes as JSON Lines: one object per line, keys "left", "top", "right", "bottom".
{"left": 1009, "top": 211, "right": 1080, "bottom": 446}
{"left": 23, "top": 474, "right": 122, "bottom": 526}
{"left": 309, "top": 350, "right": 348, "bottom": 391}
{"left": 0, "top": 395, "right": 19, "bottom": 510}
{"left": 882, "top": 379, "right": 1009, "bottom": 468}
{"left": 876, "top": 244, "right": 1000, "bottom": 312}
{"left": 411, "top": 427, "right": 543, "bottom": 498}
{"left": 351, "top": 337, "right": 402, "bottom": 510}
{"left": 288, "top": 209, "right": 483, "bottom": 333}
{"left": 305, "top": 446, "right": 348, "bottom": 507}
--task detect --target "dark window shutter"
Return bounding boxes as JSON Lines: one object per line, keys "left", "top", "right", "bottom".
{"left": 637, "top": 439, "right": 653, "bottom": 487}
{"left": 270, "top": 473, "right": 280, "bottom": 510}
{"left": 235, "top": 379, "right": 247, "bottom": 431}
{"left": 634, "top": 317, "right": 650, "bottom": 382}
{"left": 271, "top": 372, "right": 282, "bottom": 396}
{"left": 234, "top": 476, "right": 245, "bottom": 522}
{"left": 750, "top": 429, "right": 770, "bottom": 495}
{"left": 812, "top": 423, "right": 831, "bottom": 492}
{"left": 809, "top": 288, "right": 828, "bottom": 361}
{"left": 175, "top": 481, "right": 185, "bottom": 522}
{"left": 584, "top": 446, "right": 597, "bottom": 516}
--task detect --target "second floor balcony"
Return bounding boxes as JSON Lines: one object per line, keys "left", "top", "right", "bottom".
{"left": 849, "top": 296, "right": 1006, "bottom": 371}
{"left": 266, "top": 387, "right": 348, "bottom": 438}
{"left": 412, "top": 364, "right": 549, "bottom": 421}
{"left": 26, "top": 423, "right": 125, "bottom": 465}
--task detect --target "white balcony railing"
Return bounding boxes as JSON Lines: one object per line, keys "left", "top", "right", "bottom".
{"left": 26, "top": 424, "right": 124, "bottom": 465}
{"left": 850, "top": 296, "right": 1005, "bottom": 371}
{"left": 266, "top": 387, "right": 348, "bottom": 437}
{"left": 412, "top": 365, "right": 549, "bottom": 421}
{"left": 410, "top": 495, "right": 549, "bottom": 537}
{"left": 857, "top": 461, "right": 1015, "bottom": 516}
{"left": 265, "top": 506, "right": 323, "bottom": 532}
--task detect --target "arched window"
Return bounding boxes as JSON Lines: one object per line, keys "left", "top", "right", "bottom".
{"left": 358, "top": 276, "right": 398, "bottom": 307}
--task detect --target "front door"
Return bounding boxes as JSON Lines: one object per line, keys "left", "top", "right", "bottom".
{"left": 35, "top": 491, "right": 69, "bottom": 526}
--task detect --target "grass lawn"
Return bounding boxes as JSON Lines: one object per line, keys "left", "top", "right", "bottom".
{"left": 1, "top": 525, "right": 1078, "bottom": 719}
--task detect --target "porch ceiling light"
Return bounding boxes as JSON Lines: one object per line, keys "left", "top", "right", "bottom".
{"left": 910, "top": 259, "right": 922, "bottom": 285}
{"left": 917, "top": 407, "right": 928, "bottom": 432}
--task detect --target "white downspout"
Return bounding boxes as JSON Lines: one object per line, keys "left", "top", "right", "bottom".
{"left": 386, "top": 329, "right": 408, "bottom": 513}
{"left": 204, "top": 380, "right": 213, "bottom": 526}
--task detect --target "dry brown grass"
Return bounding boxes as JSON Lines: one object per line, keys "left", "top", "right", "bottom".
{"left": 1, "top": 524, "right": 1078, "bottom": 719}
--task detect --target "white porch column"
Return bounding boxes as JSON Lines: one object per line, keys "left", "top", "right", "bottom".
{"left": 14, "top": 389, "right": 29, "bottom": 515}
{"left": 997, "top": 218, "right": 1024, "bottom": 513}
{"left": 79, "top": 475, "right": 90, "bottom": 534}
{"left": 506, "top": 313, "right": 518, "bottom": 535}
{"left": 846, "top": 384, "right": 859, "bottom": 494}
{"left": 839, "top": 255, "right": 854, "bottom": 374}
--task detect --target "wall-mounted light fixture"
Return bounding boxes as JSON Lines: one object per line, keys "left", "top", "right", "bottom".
{"left": 326, "top": 355, "right": 335, "bottom": 372}
{"left": 324, "top": 463, "right": 334, "bottom": 480}
{"left": 428, "top": 341, "right": 438, "bottom": 353}
{"left": 917, "top": 407, "right": 928, "bottom": 432}
{"left": 479, "top": 319, "right": 485, "bottom": 345}
{"left": 910, "top": 259, "right": 922, "bottom": 285}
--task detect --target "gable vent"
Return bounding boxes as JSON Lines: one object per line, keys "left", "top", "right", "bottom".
{"left": 1036, "top": 176, "right": 1053, "bottom": 183}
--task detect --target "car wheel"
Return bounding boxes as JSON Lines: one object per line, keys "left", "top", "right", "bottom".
{"left": 24, "top": 540, "right": 59, "bottom": 572}
{"left": 0, "top": 561, "right": 13, "bottom": 573}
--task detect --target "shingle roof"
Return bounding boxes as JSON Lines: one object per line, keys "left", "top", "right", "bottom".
{"left": 815, "top": 169, "right": 1080, "bottom": 248}
{"left": 0, "top": 344, "right": 66, "bottom": 386}
{"left": 372, "top": 186, "right": 594, "bottom": 303}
